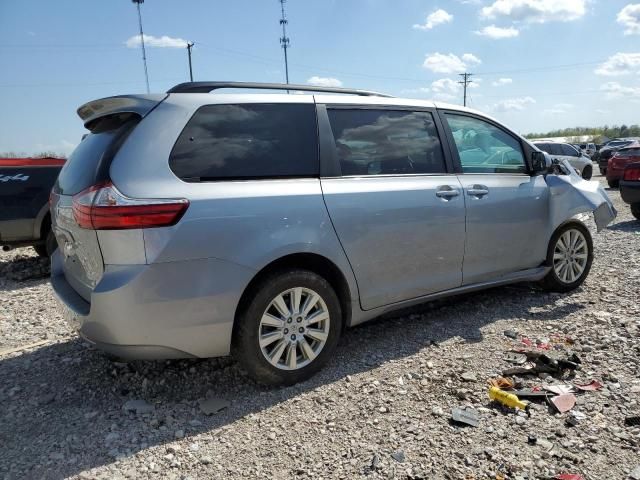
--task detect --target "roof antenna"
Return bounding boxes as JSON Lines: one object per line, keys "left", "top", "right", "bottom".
{"left": 279, "top": 0, "right": 291, "bottom": 92}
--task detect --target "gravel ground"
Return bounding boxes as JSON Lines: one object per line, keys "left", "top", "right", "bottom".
{"left": 1, "top": 173, "right": 639, "bottom": 480}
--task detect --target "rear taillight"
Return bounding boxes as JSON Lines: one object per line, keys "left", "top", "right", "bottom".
{"left": 623, "top": 165, "right": 640, "bottom": 181}
{"left": 72, "top": 182, "right": 189, "bottom": 230}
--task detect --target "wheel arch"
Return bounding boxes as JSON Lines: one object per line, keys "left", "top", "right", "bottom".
{"left": 233, "top": 252, "right": 354, "bottom": 340}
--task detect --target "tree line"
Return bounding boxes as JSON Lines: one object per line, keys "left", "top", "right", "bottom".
{"left": 524, "top": 125, "right": 640, "bottom": 143}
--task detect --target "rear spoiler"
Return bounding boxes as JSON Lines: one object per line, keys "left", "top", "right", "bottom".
{"left": 77, "top": 94, "right": 168, "bottom": 130}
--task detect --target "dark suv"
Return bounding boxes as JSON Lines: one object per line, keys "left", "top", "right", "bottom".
{"left": 0, "top": 156, "right": 63, "bottom": 256}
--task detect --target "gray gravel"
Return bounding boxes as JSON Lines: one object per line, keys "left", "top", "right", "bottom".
{"left": 1, "top": 173, "right": 639, "bottom": 480}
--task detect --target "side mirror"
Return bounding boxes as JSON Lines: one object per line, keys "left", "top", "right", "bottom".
{"left": 530, "top": 151, "right": 549, "bottom": 174}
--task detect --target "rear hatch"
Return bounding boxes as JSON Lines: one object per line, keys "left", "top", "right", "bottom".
{"left": 51, "top": 95, "right": 165, "bottom": 301}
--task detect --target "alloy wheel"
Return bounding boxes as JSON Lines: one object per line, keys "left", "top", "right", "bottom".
{"left": 552, "top": 228, "right": 589, "bottom": 284}
{"left": 258, "top": 287, "right": 330, "bottom": 370}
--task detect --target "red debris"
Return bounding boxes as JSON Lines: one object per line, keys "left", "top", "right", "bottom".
{"left": 555, "top": 474, "right": 585, "bottom": 480}
{"left": 575, "top": 380, "right": 603, "bottom": 391}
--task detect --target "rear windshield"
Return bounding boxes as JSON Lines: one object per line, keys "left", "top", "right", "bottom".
{"left": 618, "top": 148, "right": 640, "bottom": 157}
{"left": 168, "top": 103, "right": 319, "bottom": 181}
{"left": 55, "top": 113, "right": 139, "bottom": 195}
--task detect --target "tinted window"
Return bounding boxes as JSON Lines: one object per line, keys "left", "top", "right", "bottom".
{"left": 169, "top": 104, "right": 318, "bottom": 181}
{"left": 535, "top": 143, "right": 552, "bottom": 154}
{"left": 546, "top": 144, "right": 563, "bottom": 155}
{"left": 56, "top": 113, "right": 139, "bottom": 195}
{"left": 445, "top": 114, "right": 526, "bottom": 174}
{"left": 618, "top": 148, "right": 640, "bottom": 157}
{"left": 561, "top": 144, "right": 580, "bottom": 157}
{"left": 327, "top": 109, "right": 446, "bottom": 176}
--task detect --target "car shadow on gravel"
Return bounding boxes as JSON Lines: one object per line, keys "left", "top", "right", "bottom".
{"left": 606, "top": 219, "right": 640, "bottom": 232}
{"left": 0, "top": 284, "right": 586, "bottom": 479}
{"left": 0, "top": 254, "right": 50, "bottom": 292}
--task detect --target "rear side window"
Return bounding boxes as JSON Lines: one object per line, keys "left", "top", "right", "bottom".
{"left": 326, "top": 109, "right": 446, "bottom": 176}
{"left": 56, "top": 113, "right": 139, "bottom": 195}
{"left": 535, "top": 143, "right": 552, "bottom": 154}
{"left": 561, "top": 144, "right": 579, "bottom": 157}
{"left": 547, "top": 144, "right": 563, "bottom": 156}
{"left": 169, "top": 104, "right": 318, "bottom": 181}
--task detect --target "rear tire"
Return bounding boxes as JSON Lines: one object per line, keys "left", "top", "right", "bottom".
{"left": 607, "top": 179, "right": 619, "bottom": 189}
{"left": 232, "top": 269, "right": 343, "bottom": 385}
{"left": 581, "top": 165, "right": 593, "bottom": 180}
{"left": 600, "top": 167, "right": 607, "bottom": 176}
{"left": 632, "top": 204, "right": 640, "bottom": 220}
{"left": 540, "top": 222, "right": 593, "bottom": 293}
{"left": 33, "top": 229, "right": 57, "bottom": 258}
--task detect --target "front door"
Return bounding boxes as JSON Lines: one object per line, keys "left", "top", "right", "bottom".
{"left": 442, "top": 112, "right": 550, "bottom": 285}
{"left": 320, "top": 107, "right": 466, "bottom": 310}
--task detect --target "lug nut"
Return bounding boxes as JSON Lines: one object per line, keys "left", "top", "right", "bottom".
{"left": 284, "top": 328, "right": 289, "bottom": 334}
{"left": 290, "top": 334, "right": 296, "bottom": 341}
{"left": 299, "top": 327, "right": 304, "bottom": 333}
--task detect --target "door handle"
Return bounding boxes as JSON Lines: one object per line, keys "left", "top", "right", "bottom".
{"left": 467, "top": 184, "right": 489, "bottom": 197}
{"left": 436, "top": 186, "right": 460, "bottom": 200}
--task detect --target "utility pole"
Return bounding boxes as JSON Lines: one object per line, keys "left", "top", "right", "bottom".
{"left": 458, "top": 73, "right": 473, "bottom": 107}
{"left": 186, "top": 42, "right": 194, "bottom": 82}
{"left": 279, "top": 0, "right": 290, "bottom": 86}
{"left": 132, "top": 0, "right": 150, "bottom": 93}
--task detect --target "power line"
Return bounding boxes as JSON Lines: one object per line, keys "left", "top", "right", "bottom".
{"left": 279, "top": 0, "right": 291, "bottom": 85}
{"left": 458, "top": 73, "right": 473, "bottom": 107}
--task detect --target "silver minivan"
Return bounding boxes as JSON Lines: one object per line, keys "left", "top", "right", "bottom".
{"left": 51, "top": 82, "right": 616, "bottom": 384}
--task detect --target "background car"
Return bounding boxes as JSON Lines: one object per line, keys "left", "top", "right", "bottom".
{"left": 598, "top": 139, "right": 637, "bottom": 175}
{"left": 620, "top": 163, "right": 640, "bottom": 220}
{"left": 0, "top": 156, "right": 63, "bottom": 256}
{"left": 607, "top": 143, "right": 640, "bottom": 188}
{"left": 533, "top": 142, "right": 593, "bottom": 179}
{"left": 579, "top": 143, "right": 596, "bottom": 158}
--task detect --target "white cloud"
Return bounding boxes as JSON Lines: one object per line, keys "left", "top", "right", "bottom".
{"left": 492, "top": 96, "right": 536, "bottom": 112}
{"left": 125, "top": 34, "right": 188, "bottom": 48}
{"left": 594, "top": 52, "right": 640, "bottom": 76}
{"left": 307, "top": 76, "right": 343, "bottom": 87}
{"left": 431, "top": 78, "right": 460, "bottom": 93}
{"left": 543, "top": 103, "right": 573, "bottom": 114}
{"left": 492, "top": 77, "right": 513, "bottom": 86}
{"left": 423, "top": 52, "right": 481, "bottom": 74}
{"left": 600, "top": 82, "right": 640, "bottom": 100}
{"left": 462, "top": 53, "right": 482, "bottom": 64}
{"left": 413, "top": 9, "right": 454, "bottom": 30}
{"left": 475, "top": 25, "right": 520, "bottom": 38}
{"left": 618, "top": 4, "right": 640, "bottom": 35}
{"left": 482, "top": 0, "right": 586, "bottom": 23}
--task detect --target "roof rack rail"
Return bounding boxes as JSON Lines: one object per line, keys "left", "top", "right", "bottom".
{"left": 166, "top": 81, "right": 393, "bottom": 97}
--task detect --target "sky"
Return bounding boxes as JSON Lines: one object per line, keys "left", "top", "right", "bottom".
{"left": 1, "top": 0, "right": 639, "bottom": 156}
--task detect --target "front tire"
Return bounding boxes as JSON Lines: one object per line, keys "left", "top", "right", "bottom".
{"left": 581, "top": 165, "right": 593, "bottom": 180}
{"left": 631, "top": 203, "right": 640, "bottom": 220}
{"left": 540, "top": 222, "right": 593, "bottom": 293}
{"left": 600, "top": 167, "right": 607, "bottom": 176}
{"left": 607, "top": 179, "right": 619, "bottom": 189}
{"left": 232, "top": 269, "right": 343, "bottom": 385}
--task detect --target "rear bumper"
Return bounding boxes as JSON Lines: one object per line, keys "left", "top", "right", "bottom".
{"left": 620, "top": 180, "right": 640, "bottom": 205}
{"left": 51, "top": 251, "right": 256, "bottom": 359}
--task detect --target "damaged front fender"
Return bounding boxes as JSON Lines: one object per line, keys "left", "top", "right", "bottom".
{"left": 546, "top": 160, "right": 617, "bottom": 232}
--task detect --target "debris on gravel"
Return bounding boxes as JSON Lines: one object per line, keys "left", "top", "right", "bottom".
{"left": 1, "top": 176, "right": 639, "bottom": 479}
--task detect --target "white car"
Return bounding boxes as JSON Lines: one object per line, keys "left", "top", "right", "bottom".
{"left": 533, "top": 142, "right": 593, "bottom": 180}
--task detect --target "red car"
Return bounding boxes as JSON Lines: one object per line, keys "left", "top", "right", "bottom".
{"left": 620, "top": 163, "right": 640, "bottom": 220}
{"left": 607, "top": 142, "right": 640, "bottom": 188}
